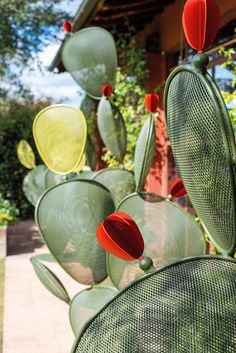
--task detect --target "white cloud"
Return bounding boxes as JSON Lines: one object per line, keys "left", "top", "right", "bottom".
{"left": 21, "top": 39, "right": 85, "bottom": 107}
{"left": 58, "top": 0, "right": 81, "bottom": 16}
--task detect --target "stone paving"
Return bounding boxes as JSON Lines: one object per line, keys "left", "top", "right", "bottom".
{"left": 3, "top": 220, "right": 87, "bottom": 353}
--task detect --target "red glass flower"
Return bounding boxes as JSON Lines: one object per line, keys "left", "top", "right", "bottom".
{"left": 145, "top": 93, "right": 159, "bottom": 113}
{"left": 170, "top": 178, "right": 187, "bottom": 198}
{"left": 102, "top": 84, "right": 113, "bottom": 97}
{"left": 96, "top": 212, "right": 144, "bottom": 261}
{"left": 182, "top": 0, "right": 220, "bottom": 53}
{"left": 63, "top": 20, "right": 72, "bottom": 33}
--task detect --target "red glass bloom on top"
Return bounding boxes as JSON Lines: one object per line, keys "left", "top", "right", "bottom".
{"left": 102, "top": 84, "right": 113, "bottom": 97}
{"left": 145, "top": 93, "right": 159, "bottom": 113}
{"left": 170, "top": 178, "right": 187, "bottom": 198}
{"left": 96, "top": 212, "right": 144, "bottom": 261}
{"left": 63, "top": 20, "right": 72, "bottom": 33}
{"left": 182, "top": 0, "right": 220, "bottom": 53}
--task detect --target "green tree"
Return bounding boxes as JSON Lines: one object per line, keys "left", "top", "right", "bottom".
{"left": 0, "top": 97, "right": 51, "bottom": 218}
{"left": 0, "top": 0, "right": 68, "bottom": 83}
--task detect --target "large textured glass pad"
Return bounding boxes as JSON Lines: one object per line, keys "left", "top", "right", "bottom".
{"left": 92, "top": 169, "right": 135, "bottom": 207}
{"left": 35, "top": 180, "right": 115, "bottom": 285}
{"left": 165, "top": 65, "right": 236, "bottom": 255}
{"left": 61, "top": 27, "right": 117, "bottom": 99}
{"left": 33, "top": 105, "right": 87, "bottom": 175}
{"left": 108, "top": 192, "right": 205, "bottom": 288}
{"left": 73, "top": 257, "right": 236, "bottom": 353}
{"left": 69, "top": 286, "right": 117, "bottom": 336}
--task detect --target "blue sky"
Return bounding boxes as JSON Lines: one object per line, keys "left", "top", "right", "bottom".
{"left": 21, "top": 0, "right": 84, "bottom": 107}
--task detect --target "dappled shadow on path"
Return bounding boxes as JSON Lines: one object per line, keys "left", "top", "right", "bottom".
{"left": 7, "top": 220, "right": 44, "bottom": 255}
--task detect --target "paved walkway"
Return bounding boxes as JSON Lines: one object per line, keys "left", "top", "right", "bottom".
{"left": 3, "top": 221, "right": 87, "bottom": 353}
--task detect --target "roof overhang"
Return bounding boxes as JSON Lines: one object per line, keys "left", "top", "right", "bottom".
{"left": 49, "top": 0, "right": 102, "bottom": 71}
{"left": 49, "top": 0, "right": 176, "bottom": 72}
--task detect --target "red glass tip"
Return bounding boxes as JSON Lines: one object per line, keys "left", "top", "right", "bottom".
{"left": 63, "top": 20, "right": 72, "bottom": 33}
{"left": 145, "top": 93, "right": 159, "bottom": 113}
{"left": 96, "top": 212, "right": 144, "bottom": 261}
{"left": 182, "top": 0, "right": 220, "bottom": 52}
{"left": 170, "top": 178, "right": 187, "bottom": 198}
{"left": 102, "top": 84, "right": 113, "bottom": 97}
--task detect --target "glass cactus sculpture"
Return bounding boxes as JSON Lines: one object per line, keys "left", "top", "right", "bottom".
{"left": 28, "top": 6, "right": 234, "bottom": 342}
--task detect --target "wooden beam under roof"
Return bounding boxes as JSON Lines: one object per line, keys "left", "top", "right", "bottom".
{"left": 49, "top": 0, "right": 177, "bottom": 71}
{"left": 93, "top": 16, "right": 155, "bottom": 30}
{"left": 92, "top": 15, "right": 158, "bottom": 28}
{"left": 99, "top": 0, "right": 175, "bottom": 14}
{"left": 105, "top": 0, "right": 173, "bottom": 6}
{"left": 94, "top": 7, "right": 164, "bottom": 24}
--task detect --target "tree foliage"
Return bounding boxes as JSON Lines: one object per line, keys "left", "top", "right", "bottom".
{"left": 0, "top": 0, "right": 68, "bottom": 80}
{"left": 0, "top": 97, "right": 51, "bottom": 218}
{"left": 0, "top": 193, "right": 19, "bottom": 227}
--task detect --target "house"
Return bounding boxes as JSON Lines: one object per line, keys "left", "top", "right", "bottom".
{"left": 50, "top": 0, "right": 236, "bottom": 195}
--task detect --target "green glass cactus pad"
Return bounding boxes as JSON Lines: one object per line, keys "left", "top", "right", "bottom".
{"left": 32, "top": 253, "right": 56, "bottom": 262}
{"left": 23, "top": 164, "right": 48, "bottom": 206}
{"left": 76, "top": 171, "right": 96, "bottom": 180}
{"left": 35, "top": 180, "right": 115, "bottom": 285}
{"left": 164, "top": 55, "right": 236, "bottom": 255}
{"left": 85, "top": 134, "right": 96, "bottom": 171}
{"left": 134, "top": 116, "right": 156, "bottom": 191}
{"left": 69, "top": 286, "right": 117, "bottom": 336}
{"left": 92, "top": 169, "right": 135, "bottom": 207}
{"left": 108, "top": 192, "right": 205, "bottom": 288}
{"left": 45, "top": 169, "right": 64, "bottom": 188}
{"left": 33, "top": 104, "right": 87, "bottom": 175}
{"left": 73, "top": 257, "right": 236, "bottom": 353}
{"left": 17, "top": 139, "right": 36, "bottom": 169}
{"left": 80, "top": 95, "right": 97, "bottom": 118}
{"left": 30, "top": 256, "right": 70, "bottom": 304}
{"left": 61, "top": 27, "right": 117, "bottom": 99}
{"left": 97, "top": 97, "right": 127, "bottom": 163}
{"left": 73, "top": 154, "right": 86, "bottom": 173}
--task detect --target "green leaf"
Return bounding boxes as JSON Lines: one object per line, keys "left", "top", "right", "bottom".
{"left": 134, "top": 116, "right": 156, "bottom": 191}
{"left": 97, "top": 97, "right": 127, "bottom": 163}
{"left": 30, "top": 256, "right": 70, "bottom": 304}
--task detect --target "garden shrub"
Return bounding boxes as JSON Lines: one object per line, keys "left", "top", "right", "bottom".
{"left": 0, "top": 98, "right": 50, "bottom": 218}
{"left": 0, "top": 193, "right": 19, "bottom": 227}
